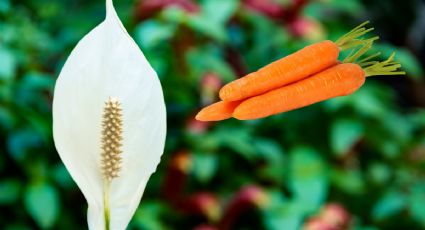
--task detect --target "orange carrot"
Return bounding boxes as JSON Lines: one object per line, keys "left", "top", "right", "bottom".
{"left": 233, "top": 63, "right": 365, "bottom": 120}
{"left": 196, "top": 101, "right": 242, "bottom": 121}
{"left": 219, "top": 22, "right": 378, "bottom": 102}
{"left": 219, "top": 40, "right": 340, "bottom": 101}
{"left": 196, "top": 22, "right": 404, "bottom": 122}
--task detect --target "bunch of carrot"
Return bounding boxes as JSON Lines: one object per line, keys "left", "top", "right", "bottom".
{"left": 196, "top": 22, "right": 405, "bottom": 121}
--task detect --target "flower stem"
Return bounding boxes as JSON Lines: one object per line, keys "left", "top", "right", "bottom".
{"left": 103, "top": 181, "right": 111, "bottom": 230}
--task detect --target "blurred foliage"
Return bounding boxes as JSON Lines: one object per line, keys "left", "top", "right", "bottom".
{"left": 1, "top": 0, "right": 425, "bottom": 229}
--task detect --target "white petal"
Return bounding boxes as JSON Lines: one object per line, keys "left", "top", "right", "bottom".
{"left": 52, "top": 0, "right": 167, "bottom": 229}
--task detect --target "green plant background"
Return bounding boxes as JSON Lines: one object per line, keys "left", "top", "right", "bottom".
{"left": 1, "top": 0, "right": 425, "bottom": 229}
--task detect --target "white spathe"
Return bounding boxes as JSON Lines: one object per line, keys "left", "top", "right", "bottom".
{"left": 52, "top": 0, "right": 167, "bottom": 229}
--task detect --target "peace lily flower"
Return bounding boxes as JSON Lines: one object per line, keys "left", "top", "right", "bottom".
{"left": 52, "top": 1, "right": 166, "bottom": 229}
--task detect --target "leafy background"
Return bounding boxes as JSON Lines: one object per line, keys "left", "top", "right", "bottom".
{"left": 1, "top": 0, "right": 425, "bottom": 229}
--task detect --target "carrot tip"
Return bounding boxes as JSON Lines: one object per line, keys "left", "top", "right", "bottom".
{"left": 195, "top": 113, "right": 203, "bottom": 121}
{"left": 195, "top": 100, "right": 240, "bottom": 122}
{"left": 195, "top": 108, "right": 212, "bottom": 121}
{"left": 219, "top": 86, "right": 236, "bottom": 101}
{"left": 195, "top": 114, "right": 221, "bottom": 122}
{"left": 195, "top": 112, "right": 221, "bottom": 122}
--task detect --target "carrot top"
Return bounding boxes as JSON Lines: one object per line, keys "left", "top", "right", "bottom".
{"left": 334, "top": 21, "right": 405, "bottom": 77}
{"left": 335, "top": 21, "right": 379, "bottom": 51}
{"left": 342, "top": 36, "right": 405, "bottom": 77}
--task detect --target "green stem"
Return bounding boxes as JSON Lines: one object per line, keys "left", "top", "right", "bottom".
{"left": 363, "top": 52, "right": 405, "bottom": 77}
{"left": 335, "top": 21, "right": 405, "bottom": 77}
{"left": 103, "top": 180, "right": 110, "bottom": 230}
{"left": 335, "top": 21, "right": 375, "bottom": 51}
{"left": 342, "top": 39, "right": 375, "bottom": 64}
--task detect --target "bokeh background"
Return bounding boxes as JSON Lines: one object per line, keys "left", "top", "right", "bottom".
{"left": 1, "top": 0, "right": 425, "bottom": 229}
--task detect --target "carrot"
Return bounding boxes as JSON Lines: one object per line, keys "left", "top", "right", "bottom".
{"left": 219, "top": 22, "right": 377, "bottom": 102}
{"left": 232, "top": 63, "right": 365, "bottom": 120}
{"left": 196, "top": 100, "right": 242, "bottom": 121}
{"left": 196, "top": 22, "right": 404, "bottom": 122}
{"left": 233, "top": 49, "right": 406, "bottom": 120}
{"left": 220, "top": 40, "right": 339, "bottom": 101}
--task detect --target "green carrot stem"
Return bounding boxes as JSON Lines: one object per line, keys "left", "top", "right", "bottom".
{"left": 335, "top": 21, "right": 376, "bottom": 51}
{"left": 363, "top": 52, "right": 405, "bottom": 77}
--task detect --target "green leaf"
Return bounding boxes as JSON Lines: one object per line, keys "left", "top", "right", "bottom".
{"left": 186, "top": 14, "right": 227, "bottom": 42}
{"left": 408, "top": 184, "right": 425, "bottom": 227}
{"left": 254, "top": 139, "right": 285, "bottom": 161}
{"left": 185, "top": 0, "right": 238, "bottom": 42}
{"left": 330, "top": 119, "right": 364, "bottom": 156}
{"left": 213, "top": 128, "right": 256, "bottom": 161}
{"left": 372, "top": 189, "right": 406, "bottom": 220}
{"left": 0, "top": 179, "right": 21, "bottom": 205}
{"left": 243, "top": 14, "right": 290, "bottom": 70}
{"left": 202, "top": 0, "right": 239, "bottom": 24}
{"left": 288, "top": 147, "right": 328, "bottom": 210}
{"left": 379, "top": 139, "right": 401, "bottom": 159}
{"left": 25, "top": 110, "right": 52, "bottom": 143}
{"left": 24, "top": 183, "right": 60, "bottom": 229}
{"left": 352, "top": 84, "right": 393, "bottom": 117}
{"left": 186, "top": 45, "right": 235, "bottom": 81}
{"left": 159, "top": 7, "right": 187, "bottom": 23}
{"left": 192, "top": 153, "right": 218, "bottom": 183}
{"left": 254, "top": 139, "right": 286, "bottom": 181}
{"left": 0, "top": 0, "right": 10, "bottom": 13}
{"left": 380, "top": 113, "right": 412, "bottom": 144}
{"left": 134, "top": 20, "right": 177, "bottom": 50}
{"left": 20, "top": 72, "right": 55, "bottom": 91}
{"left": 52, "top": 164, "right": 75, "bottom": 189}
{"left": 0, "top": 106, "right": 16, "bottom": 130}
{"left": 326, "top": 83, "right": 394, "bottom": 118}
{"left": 16, "top": 72, "right": 55, "bottom": 112}
{"left": 331, "top": 168, "right": 365, "bottom": 194}
{"left": 327, "top": 0, "right": 364, "bottom": 14}
{"left": 132, "top": 202, "right": 169, "bottom": 230}
{"left": 0, "top": 47, "right": 17, "bottom": 80}
{"left": 408, "top": 109, "right": 425, "bottom": 127}
{"left": 264, "top": 211, "right": 301, "bottom": 230}
{"left": 367, "top": 163, "right": 391, "bottom": 185}
{"left": 7, "top": 128, "right": 43, "bottom": 161}
{"left": 305, "top": 0, "right": 364, "bottom": 18}
{"left": 263, "top": 193, "right": 303, "bottom": 230}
